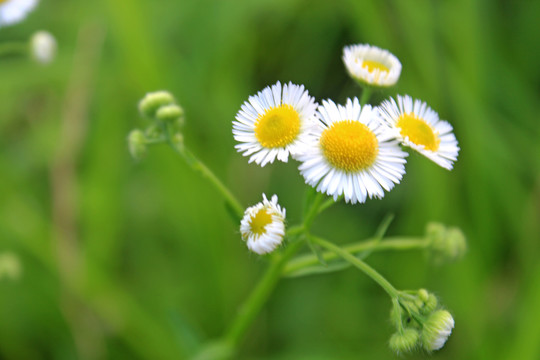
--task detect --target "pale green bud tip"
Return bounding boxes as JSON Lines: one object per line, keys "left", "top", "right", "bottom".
{"left": 156, "top": 104, "right": 185, "bottom": 124}
{"left": 138, "top": 91, "right": 175, "bottom": 118}
{"left": 426, "top": 222, "right": 467, "bottom": 263}
{"left": 389, "top": 329, "right": 419, "bottom": 354}
{"left": 421, "top": 310, "right": 454, "bottom": 351}
{"left": 128, "top": 129, "right": 147, "bottom": 160}
{"left": 416, "top": 289, "right": 438, "bottom": 314}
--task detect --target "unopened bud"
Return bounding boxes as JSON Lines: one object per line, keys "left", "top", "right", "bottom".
{"left": 128, "top": 129, "right": 147, "bottom": 160}
{"left": 417, "top": 289, "right": 438, "bottom": 314}
{"left": 156, "top": 104, "right": 185, "bottom": 126}
{"left": 426, "top": 222, "right": 467, "bottom": 264}
{"left": 421, "top": 310, "right": 454, "bottom": 351}
{"left": 138, "top": 91, "right": 175, "bottom": 119}
{"left": 389, "top": 328, "right": 419, "bottom": 354}
{"left": 30, "top": 31, "right": 57, "bottom": 64}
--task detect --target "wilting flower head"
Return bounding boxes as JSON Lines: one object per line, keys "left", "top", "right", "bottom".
{"left": 233, "top": 81, "right": 318, "bottom": 167}
{"left": 343, "top": 44, "right": 401, "bottom": 87}
{"left": 240, "top": 194, "right": 286, "bottom": 255}
{"left": 0, "top": 0, "right": 38, "bottom": 27}
{"left": 297, "top": 98, "right": 407, "bottom": 204}
{"left": 421, "top": 310, "right": 455, "bottom": 351}
{"left": 30, "top": 31, "right": 57, "bottom": 64}
{"left": 378, "top": 95, "right": 460, "bottom": 170}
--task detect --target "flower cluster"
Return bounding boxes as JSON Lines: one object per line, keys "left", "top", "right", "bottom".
{"left": 234, "top": 44, "right": 459, "bottom": 257}
{"left": 389, "top": 290, "right": 455, "bottom": 353}
{"left": 231, "top": 43, "right": 461, "bottom": 354}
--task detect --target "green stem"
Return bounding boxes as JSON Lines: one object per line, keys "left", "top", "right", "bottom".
{"left": 310, "top": 235, "right": 400, "bottom": 298}
{"left": 360, "top": 86, "right": 373, "bottom": 106}
{"left": 224, "top": 240, "right": 303, "bottom": 348}
{"left": 283, "top": 237, "right": 427, "bottom": 276}
{"left": 0, "top": 42, "right": 28, "bottom": 57}
{"left": 317, "top": 195, "right": 342, "bottom": 215}
{"left": 303, "top": 192, "right": 325, "bottom": 230}
{"left": 163, "top": 126, "right": 244, "bottom": 219}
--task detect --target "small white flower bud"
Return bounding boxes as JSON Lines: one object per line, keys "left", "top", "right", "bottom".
{"left": 30, "top": 31, "right": 57, "bottom": 64}
{"left": 156, "top": 104, "right": 185, "bottom": 126}
{"left": 389, "top": 328, "right": 419, "bottom": 354}
{"left": 128, "top": 129, "right": 147, "bottom": 160}
{"left": 138, "top": 91, "right": 175, "bottom": 119}
{"left": 421, "top": 310, "right": 454, "bottom": 351}
{"left": 426, "top": 222, "right": 467, "bottom": 264}
{"left": 240, "top": 194, "right": 286, "bottom": 255}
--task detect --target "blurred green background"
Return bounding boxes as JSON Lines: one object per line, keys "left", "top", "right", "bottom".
{"left": 1, "top": 0, "right": 540, "bottom": 359}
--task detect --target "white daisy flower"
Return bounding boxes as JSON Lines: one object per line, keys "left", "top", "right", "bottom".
{"left": 0, "top": 0, "right": 38, "bottom": 28}
{"left": 233, "top": 81, "right": 318, "bottom": 167}
{"left": 421, "top": 310, "right": 455, "bottom": 351}
{"left": 343, "top": 44, "right": 402, "bottom": 87}
{"left": 378, "top": 95, "right": 460, "bottom": 170}
{"left": 240, "top": 194, "right": 286, "bottom": 255}
{"left": 30, "top": 31, "right": 57, "bottom": 64}
{"left": 297, "top": 98, "right": 408, "bottom": 204}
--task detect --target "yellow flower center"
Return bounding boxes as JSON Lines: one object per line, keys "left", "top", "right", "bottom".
{"left": 254, "top": 104, "right": 300, "bottom": 148}
{"left": 396, "top": 113, "right": 440, "bottom": 151}
{"left": 0, "top": 0, "right": 8, "bottom": 3}
{"left": 362, "top": 60, "right": 389, "bottom": 73}
{"left": 249, "top": 208, "right": 273, "bottom": 236}
{"left": 320, "top": 120, "right": 379, "bottom": 172}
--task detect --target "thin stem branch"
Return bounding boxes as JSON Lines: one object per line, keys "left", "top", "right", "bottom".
{"left": 360, "top": 86, "right": 373, "bottom": 106}
{"left": 163, "top": 127, "right": 244, "bottom": 219}
{"left": 310, "top": 235, "right": 400, "bottom": 299}
{"left": 283, "top": 237, "right": 427, "bottom": 276}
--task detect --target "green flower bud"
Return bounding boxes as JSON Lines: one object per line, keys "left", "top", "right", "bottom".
{"left": 416, "top": 289, "right": 438, "bottom": 314}
{"left": 128, "top": 129, "right": 147, "bottom": 160}
{"left": 389, "top": 328, "right": 419, "bottom": 354}
{"left": 156, "top": 104, "right": 185, "bottom": 126}
{"left": 138, "top": 91, "right": 175, "bottom": 119}
{"left": 421, "top": 310, "right": 454, "bottom": 351}
{"left": 423, "top": 294, "right": 438, "bottom": 314}
{"left": 426, "top": 222, "right": 467, "bottom": 264}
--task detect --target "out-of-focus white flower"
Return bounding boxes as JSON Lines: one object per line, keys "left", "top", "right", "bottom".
{"left": 343, "top": 44, "right": 401, "bottom": 87}
{"left": 30, "top": 31, "right": 57, "bottom": 64}
{"left": 0, "top": 0, "right": 38, "bottom": 28}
